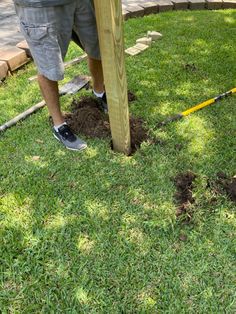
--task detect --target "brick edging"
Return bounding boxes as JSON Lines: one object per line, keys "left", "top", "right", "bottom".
{"left": 122, "top": 0, "right": 236, "bottom": 19}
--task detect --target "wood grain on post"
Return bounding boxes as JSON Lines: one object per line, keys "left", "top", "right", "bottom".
{"left": 94, "top": 0, "right": 131, "bottom": 155}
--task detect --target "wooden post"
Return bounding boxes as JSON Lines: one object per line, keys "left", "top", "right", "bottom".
{"left": 94, "top": 0, "right": 131, "bottom": 155}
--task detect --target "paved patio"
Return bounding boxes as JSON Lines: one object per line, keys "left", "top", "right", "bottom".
{"left": 0, "top": 0, "right": 235, "bottom": 48}
{"left": 0, "top": 0, "right": 24, "bottom": 48}
{"left": 0, "top": 0, "right": 154, "bottom": 48}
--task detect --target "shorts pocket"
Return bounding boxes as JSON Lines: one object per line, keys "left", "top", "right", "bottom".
{"left": 19, "top": 22, "right": 63, "bottom": 74}
{"left": 20, "top": 22, "right": 48, "bottom": 41}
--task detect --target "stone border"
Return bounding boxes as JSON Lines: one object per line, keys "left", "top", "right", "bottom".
{"left": 122, "top": 0, "right": 236, "bottom": 19}
{"left": 1, "top": 1, "right": 236, "bottom": 81}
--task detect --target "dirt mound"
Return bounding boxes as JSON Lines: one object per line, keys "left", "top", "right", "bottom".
{"left": 226, "top": 180, "right": 236, "bottom": 202}
{"left": 174, "top": 171, "right": 197, "bottom": 222}
{"left": 66, "top": 97, "right": 110, "bottom": 138}
{"left": 184, "top": 63, "right": 198, "bottom": 72}
{"left": 215, "top": 172, "right": 236, "bottom": 203}
{"left": 128, "top": 91, "right": 137, "bottom": 102}
{"left": 65, "top": 96, "right": 149, "bottom": 153}
{"left": 173, "top": 171, "right": 235, "bottom": 223}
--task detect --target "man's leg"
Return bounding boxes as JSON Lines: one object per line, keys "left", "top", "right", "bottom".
{"left": 88, "top": 56, "right": 108, "bottom": 113}
{"left": 37, "top": 74, "right": 64, "bottom": 126}
{"left": 14, "top": 3, "right": 87, "bottom": 151}
{"left": 37, "top": 73, "right": 87, "bottom": 151}
{"left": 87, "top": 57, "right": 104, "bottom": 94}
{"left": 73, "top": 0, "right": 108, "bottom": 111}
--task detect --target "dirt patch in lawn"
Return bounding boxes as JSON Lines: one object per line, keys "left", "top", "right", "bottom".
{"left": 174, "top": 171, "right": 197, "bottom": 222}
{"left": 209, "top": 172, "right": 236, "bottom": 203}
{"left": 65, "top": 94, "right": 150, "bottom": 154}
{"left": 184, "top": 63, "right": 198, "bottom": 72}
{"left": 128, "top": 91, "right": 137, "bottom": 102}
{"left": 66, "top": 97, "right": 109, "bottom": 138}
{"left": 226, "top": 179, "right": 236, "bottom": 202}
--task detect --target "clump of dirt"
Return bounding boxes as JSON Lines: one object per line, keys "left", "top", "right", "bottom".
{"left": 65, "top": 96, "right": 150, "bottom": 153}
{"left": 128, "top": 91, "right": 137, "bottom": 102}
{"left": 226, "top": 180, "right": 236, "bottom": 202}
{"left": 174, "top": 143, "right": 184, "bottom": 151}
{"left": 179, "top": 234, "right": 187, "bottom": 242}
{"left": 129, "top": 117, "right": 149, "bottom": 153}
{"left": 174, "top": 171, "right": 197, "bottom": 222}
{"left": 66, "top": 97, "right": 110, "bottom": 138}
{"left": 184, "top": 63, "right": 198, "bottom": 72}
{"left": 214, "top": 172, "right": 236, "bottom": 203}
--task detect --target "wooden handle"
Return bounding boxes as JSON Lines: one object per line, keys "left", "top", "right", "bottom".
{"left": 0, "top": 101, "right": 45, "bottom": 132}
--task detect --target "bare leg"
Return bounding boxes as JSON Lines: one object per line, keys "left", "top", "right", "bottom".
{"left": 87, "top": 57, "right": 104, "bottom": 93}
{"left": 37, "top": 74, "right": 87, "bottom": 151}
{"left": 37, "top": 74, "right": 64, "bottom": 126}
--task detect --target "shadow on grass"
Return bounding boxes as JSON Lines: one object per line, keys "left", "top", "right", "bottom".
{"left": 0, "top": 9, "right": 236, "bottom": 313}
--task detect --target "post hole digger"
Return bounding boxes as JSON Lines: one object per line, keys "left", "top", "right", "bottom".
{"left": 158, "top": 87, "right": 236, "bottom": 127}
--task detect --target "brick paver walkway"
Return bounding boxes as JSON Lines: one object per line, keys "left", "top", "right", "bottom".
{"left": 0, "top": 0, "right": 158, "bottom": 48}
{"left": 0, "top": 0, "right": 166, "bottom": 48}
{"left": 0, "top": 0, "right": 234, "bottom": 48}
{"left": 0, "top": 0, "right": 23, "bottom": 48}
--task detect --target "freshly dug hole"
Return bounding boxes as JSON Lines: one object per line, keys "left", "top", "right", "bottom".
{"left": 65, "top": 96, "right": 149, "bottom": 153}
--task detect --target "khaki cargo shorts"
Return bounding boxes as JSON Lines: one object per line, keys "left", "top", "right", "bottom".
{"left": 15, "top": 0, "right": 100, "bottom": 81}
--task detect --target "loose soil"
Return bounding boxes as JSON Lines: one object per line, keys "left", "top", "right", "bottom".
{"left": 128, "top": 91, "right": 137, "bottom": 102}
{"left": 174, "top": 171, "right": 197, "bottom": 222}
{"left": 184, "top": 63, "right": 198, "bottom": 72}
{"left": 213, "top": 172, "right": 236, "bottom": 203}
{"left": 65, "top": 94, "right": 150, "bottom": 154}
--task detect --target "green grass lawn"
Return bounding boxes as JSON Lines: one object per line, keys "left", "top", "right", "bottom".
{"left": 0, "top": 9, "right": 236, "bottom": 313}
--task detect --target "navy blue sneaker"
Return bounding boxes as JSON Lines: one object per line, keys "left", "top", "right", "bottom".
{"left": 53, "top": 124, "right": 87, "bottom": 151}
